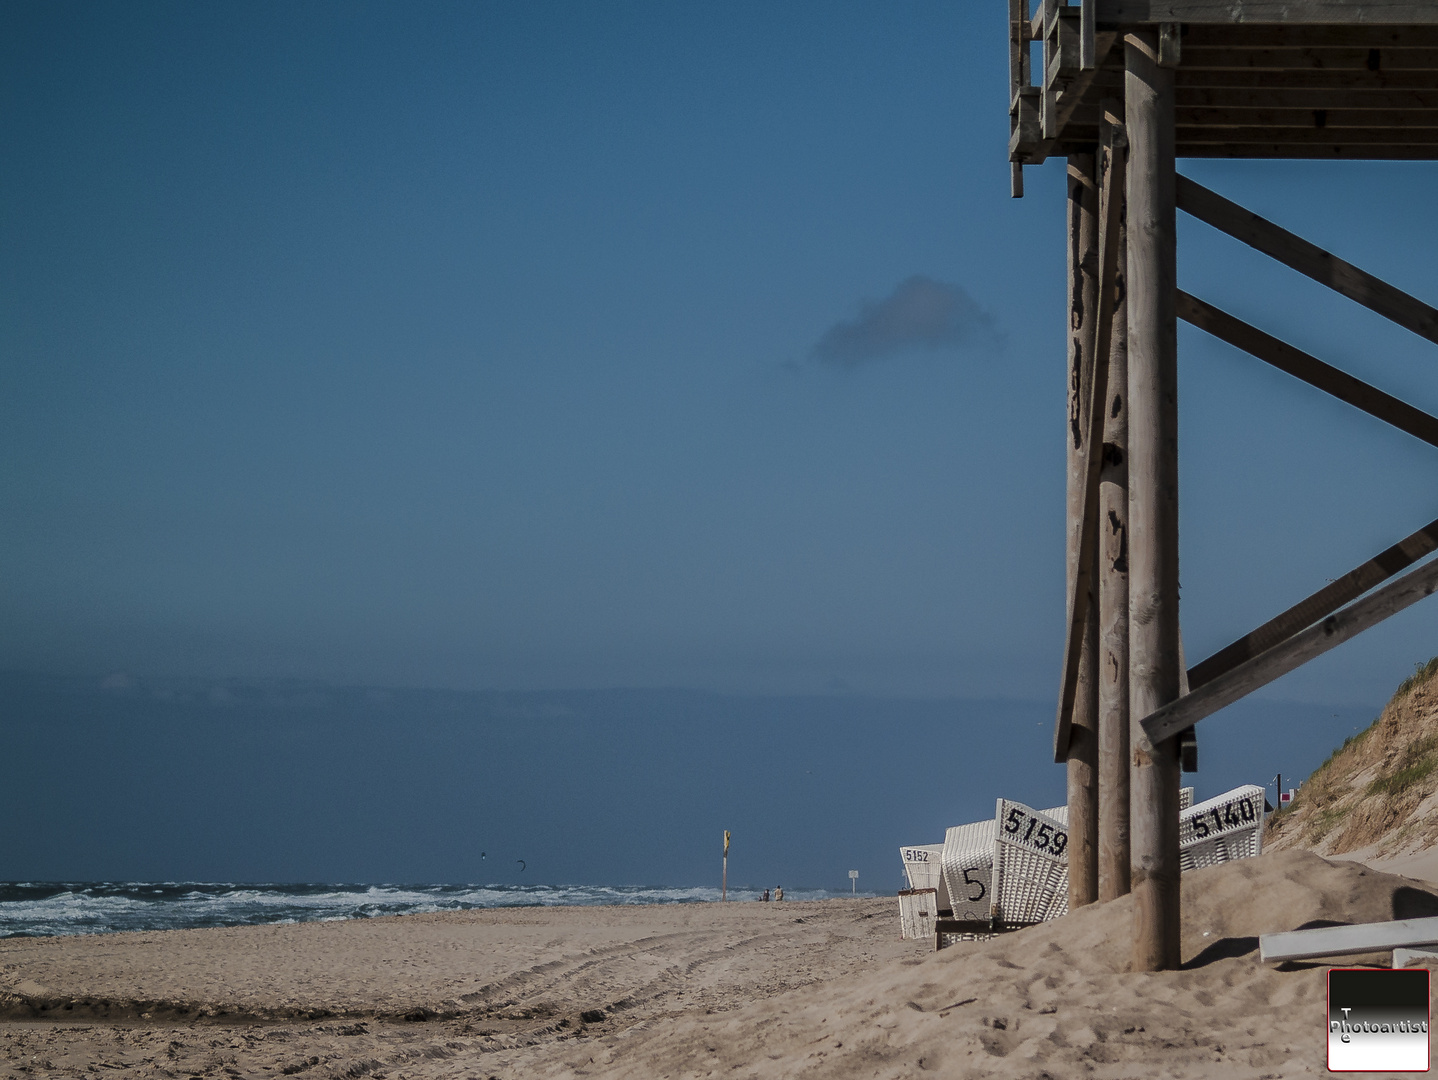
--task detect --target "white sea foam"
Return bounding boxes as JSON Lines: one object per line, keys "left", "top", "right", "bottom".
{"left": 0, "top": 882, "right": 848, "bottom": 938}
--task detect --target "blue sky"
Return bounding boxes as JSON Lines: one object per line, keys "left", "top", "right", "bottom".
{"left": 2, "top": 3, "right": 1437, "bottom": 882}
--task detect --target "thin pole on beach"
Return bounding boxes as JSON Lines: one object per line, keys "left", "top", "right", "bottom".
{"left": 722, "top": 831, "right": 730, "bottom": 901}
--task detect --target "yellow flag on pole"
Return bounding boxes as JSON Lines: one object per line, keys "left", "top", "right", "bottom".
{"left": 724, "top": 830, "right": 731, "bottom": 856}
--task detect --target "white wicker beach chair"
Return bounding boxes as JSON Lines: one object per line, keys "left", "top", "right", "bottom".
{"left": 939, "top": 819, "right": 996, "bottom": 924}
{"left": 899, "top": 844, "right": 944, "bottom": 895}
{"left": 992, "top": 799, "right": 1070, "bottom": 926}
{"left": 932, "top": 818, "right": 1000, "bottom": 947}
{"left": 1179, "top": 784, "right": 1265, "bottom": 872}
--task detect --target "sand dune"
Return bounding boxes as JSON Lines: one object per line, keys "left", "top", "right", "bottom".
{"left": 2, "top": 850, "right": 1435, "bottom": 1078}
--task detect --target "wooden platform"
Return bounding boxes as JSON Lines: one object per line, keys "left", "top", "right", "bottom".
{"left": 1012, "top": 1, "right": 1438, "bottom": 170}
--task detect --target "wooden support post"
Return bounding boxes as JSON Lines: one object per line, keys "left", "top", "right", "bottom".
{"left": 1125, "top": 29, "right": 1181, "bottom": 972}
{"left": 1054, "top": 125, "right": 1125, "bottom": 765}
{"left": 1066, "top": 152, "right": 1100, "bottom": 912}
{"left": 1098, "top": 113, "right": 1131, "bottom": 904}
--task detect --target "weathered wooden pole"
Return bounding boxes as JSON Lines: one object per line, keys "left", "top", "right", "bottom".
{"left": 1124, "top": 29, "right": 1181, "bottom": 970}
{"left": 1097, "top": 115, "right": 1131, "bottom": 904}
{"left": 1065, "top": 152, "right": 1100, "bottom": 911}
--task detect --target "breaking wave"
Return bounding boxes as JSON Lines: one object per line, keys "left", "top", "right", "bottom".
{"left": 0, "top": 882, "right": 843, "bottom": 938}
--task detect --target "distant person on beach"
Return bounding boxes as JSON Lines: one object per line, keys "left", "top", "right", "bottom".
{"left": 774, "top": 886, "right": 783, "bottom": 902}
{"left": 761, "top": 889, "right": 769, "bottom": 902}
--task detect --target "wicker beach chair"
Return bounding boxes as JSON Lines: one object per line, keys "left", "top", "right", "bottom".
{"left": 1179, "top": 784, "right": 1265, "bottom": 872}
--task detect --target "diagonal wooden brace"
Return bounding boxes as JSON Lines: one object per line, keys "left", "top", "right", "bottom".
{"left": 1054, "top": 113, "right": 1126, "bottom": 762}
{"left": 1189, "top": 513, "right": 1438, "bottom": 689}
{"left": 1141, "top": 554, "right": 1438, "bottom": 745}
{"left": 1177, "top": 175, "right": 1438, "bottom": 347}
{"left": 1177, "top": 290, "right": 1438, "bottom": 450}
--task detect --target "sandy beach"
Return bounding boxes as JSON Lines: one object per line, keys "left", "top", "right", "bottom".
{"left": 4, "top": 849, "right": 1438, "bottom": 1078}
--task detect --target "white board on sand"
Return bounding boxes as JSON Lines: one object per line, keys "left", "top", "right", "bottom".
{"left": 897, "top": 888, "right": 939, "bottom": 941}
{"left": 1261, "top": 916, "right": 1438, "bottom": 963}
{"left": 1394, "top": 947, "right": 1438, "bottom": 968}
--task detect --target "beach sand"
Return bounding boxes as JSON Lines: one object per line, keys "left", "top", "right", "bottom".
{"left": 3, "top": 850, "right": 1436, "bottom": 1078}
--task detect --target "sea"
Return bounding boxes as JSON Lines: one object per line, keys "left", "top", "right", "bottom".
{"left": 0, "top": 882, "right": 847, "bottom": 938}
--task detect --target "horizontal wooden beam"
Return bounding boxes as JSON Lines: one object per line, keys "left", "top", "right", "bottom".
{"left": 1055, "top": 120, "right": 1125, "bottom": 762}
{"left": 1045, "top": 137, "right": 1438, "bottom": 161}
{"left": 1178, "top": 107, "right": 1438, "bottom": 129}
{"left": 1177, "top": 126, "right": 1438, "bottom": 144}
{"left": 1175, "top": 87, "right": 1438, "bottom": 109}
{"left": 1180, "top": 47, "right": 1438, "bottom": 72}
{"left": 1183, "top": 25, "right": 1438, "bottom": 49}
{"left": 1178, "top": 292, "right": 1438, "bottom": 445}
{"left": 1065, "top": 130, "right": 1438, "bottom": 145}
{"left": 1178, "top": 143, "right": 1438, "bottom": 159}
{"left": 1175, "top": 69, "right": 1438, "bottom": 90}
{"left": 1065, "top": 109, "right": 1438, "bottom": 134}
{"left": 1099, "top": 1, "right": 1438, "bottom": 23}
{"left": 1176, "top": 185, "right": 1438, "bottom": 345}
{"left": 1141, "top": 555, "right": 1438, "bottom": 745}
{"left": 1261, "top": 916, "right": 1438, "bottom": 964}
{"left": 1188, "top": 514, "right": 1438, "bottom": 689}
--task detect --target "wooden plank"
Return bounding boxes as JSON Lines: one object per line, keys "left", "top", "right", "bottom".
{"left": 1046, "top": 136, "right": 1438, "bottom": 160}
{"left": 1079, "top": 65, "right": 1438, "bottom": 95}
{"left": 1064, "top": 99, "right": 1438, "bottom": 123}
{"left": 1178, "top": 143, "right": 1438, "bottom": 159}
{"left": 1099, "top": 1, "right": 1438, "bottom": 23}
{"left": 1260, "top": 916, "right": 1438, "bottom": 964}
{"left": 1190, "top": 515, "right": 1438, "bottom": 690}
{"left": 1010, "top": 0, "right": 1034, "bottom": 182}
{"left": 1176, "top": 87, "right": 1438, "bottom": 109}
{"left": 1054, "top": 126, "right": 1127, "bottom": 763}
{"left": 1177, "top": 106, "right": 1438, "bottom": 128}
{"left": 1177, "top": 175, "right": 1438, "bottom": 344}
{"left": 1082, "top": 0, "right": 1098, "bottom": 69}
{"left": 1183, "top": 25, "right": 1438, "bottom": 48}
{"left": 1176, "top": 292, "right": 1438, "bottom": 447}
{"left": 1177, "top": 126, "right": 1438, "bottom": 144}
{"left": 1062, "top": 123, "right": 1438, "bottom": 141}
{"left": 1040, "top": 33, "right": 1120, "bottom": 148}
{"left": 1125, "top": 26, "right": 1182, "bottom": 974}
{"left": 1010, "top": 0, "right": 1032, "bottom": 92}
{"left": 1059, "top": 122, "right": 1438, "bottom": 141}
{"left": 1175, "top": 69, "right": 1438, "bottom": 89}
{"left": 1393, "top": 947, "right": 1438, "bottom": 967}
{"left": 1141, "top": 555, "right": 1438, "bottom": 745}
{"left": 1179, "top": 47, "right": 1438, "bottom": 72}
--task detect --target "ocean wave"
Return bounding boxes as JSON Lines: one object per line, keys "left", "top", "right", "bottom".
{"left": 0, "top": 882, "right": 849, "bottom": 938}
